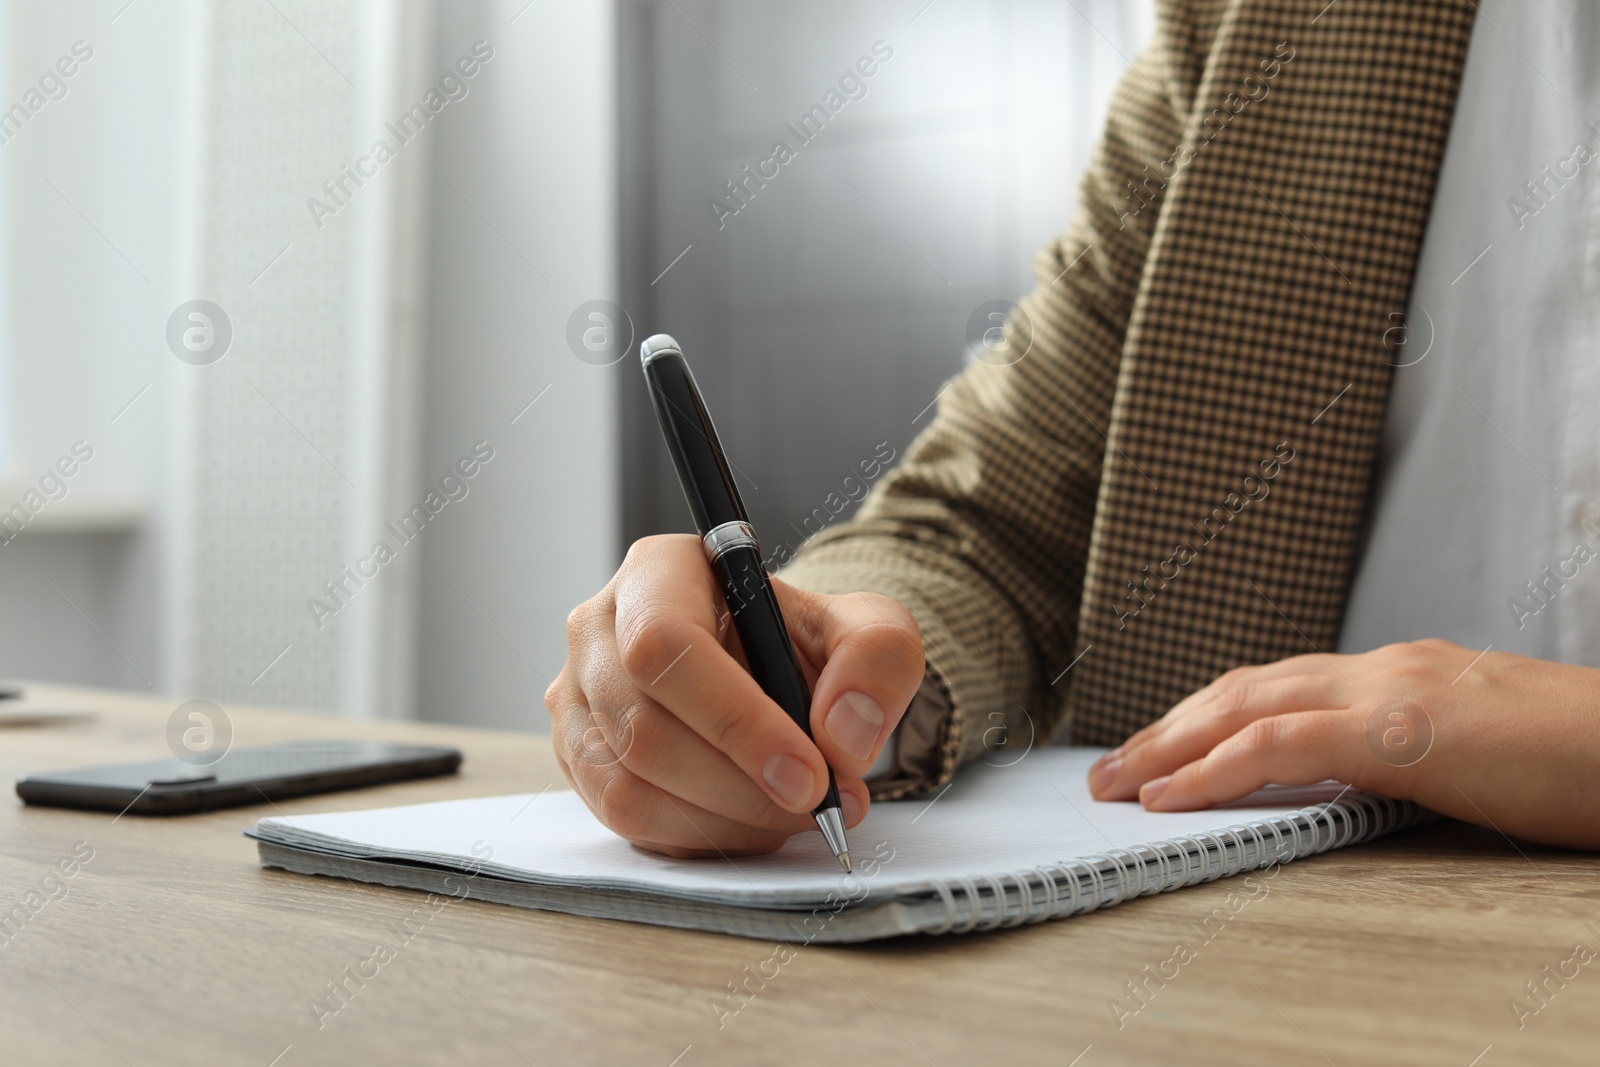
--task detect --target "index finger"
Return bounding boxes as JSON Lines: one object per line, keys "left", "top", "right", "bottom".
{"left": 613, "top": 536, "right": 830, "bottom": 815}
{"left": 1116, "top": 652, "right": 1343, "bottom": 754}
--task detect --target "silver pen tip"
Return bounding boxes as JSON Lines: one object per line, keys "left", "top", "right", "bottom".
{"left": 813, "top": 805, "right": 851, "bottom": 870}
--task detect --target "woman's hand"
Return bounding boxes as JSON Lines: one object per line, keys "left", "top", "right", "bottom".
{"left": 547, "top": 535, "right": 924, "bottom": 858}
{"left": 1088, "top": 639, "right": 1600, "bottom": 850}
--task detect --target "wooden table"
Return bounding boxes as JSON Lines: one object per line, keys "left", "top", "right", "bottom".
{"left": 2, "top": 682, "right": 1597, "bottom": 1066}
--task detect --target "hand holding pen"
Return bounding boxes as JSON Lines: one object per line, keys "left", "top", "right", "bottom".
{"left": 544, "top": 336, "right": 925, "bottom": 863}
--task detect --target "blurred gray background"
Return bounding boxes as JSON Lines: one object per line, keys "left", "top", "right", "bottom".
{"left": 0, "top": 0, "right": 1145, "bottom": 731}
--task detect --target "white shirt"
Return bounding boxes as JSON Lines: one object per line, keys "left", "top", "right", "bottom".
{"left": 1338, "top": 0, "right": 1600, "bottom": 666}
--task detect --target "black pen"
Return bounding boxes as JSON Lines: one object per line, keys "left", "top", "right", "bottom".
{"left": 640, "top": 333, "right": 851, "bottom": 873}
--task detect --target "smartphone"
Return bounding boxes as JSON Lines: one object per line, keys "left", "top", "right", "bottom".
{"left": 15, "top": 740, "right": 463, "bottom": 815}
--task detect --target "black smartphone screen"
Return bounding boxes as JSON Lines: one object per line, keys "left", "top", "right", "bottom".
{"left": 15, "top": 740, "right": 463, "bottom": 815}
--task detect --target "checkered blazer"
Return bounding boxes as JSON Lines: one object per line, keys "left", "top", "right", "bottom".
{"left": 779, "top": 0, "right": 1478, "bottom": 799}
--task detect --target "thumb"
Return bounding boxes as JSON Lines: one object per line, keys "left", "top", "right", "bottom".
{"left": 773, "top": 579, "right": 925, "bottom": 778}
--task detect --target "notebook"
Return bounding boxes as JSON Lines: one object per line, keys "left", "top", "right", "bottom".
{"left": 248, "top": 747, "right": 1427, "bottom": 943}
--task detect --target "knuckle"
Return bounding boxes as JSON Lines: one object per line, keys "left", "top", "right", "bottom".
{"left": 574, "top": 696, "right": 612, "bottom": 746}
{"left": 1373, "top": 641, "right": 1413, "bottom": 663}
{"left": 594, "top": 772, "right": 651, "bottom": 840}
{"left": 857, "top": 619, "right": 924, "bottom": 673}
{"left": 699, "top": 706, "right": 744, "bottom": 757}
{"left": 555, "top": 703, "right": 593, "bottom": 764}
{"left": 565, "top": 602, "right": 590, "bottom": 642}
{"left": 1236, "top": 714, "right": 1288, "bottom": 754}
{"left": 623, "top": 533, "right": 693, "bottom": 570}
{"left": 620, "top": 536, "right": 659, "bottom": 568}
{"left": 566, "top": 587, "right": 615, "bottom": 642}
{"left": 1372, "top": 641, "right": 1429, "bottom": 680}
{"left": 564, "top": 698, "right": 627, "bottom": 771}
{"left": 1211, "top": 678, "right": 1257, "bottom": 724}
{"left": 1217, "top": 665, "right": 1253, "bottom": 688}
{"left": 608, "top": 700, "right": 653, "bottom": 769}
{"left": 865, "top": 593, "right": 921, "bottom": 640}
{"left": 616, "top": 611, "right": 684, "bottom": 683}
{"left": 547, "top": 684, "right": 583, "bottom": 745}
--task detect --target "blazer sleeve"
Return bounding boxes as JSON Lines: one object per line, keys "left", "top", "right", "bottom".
{"left": 777, "top": 1, "right": 1213, "bottom": 799}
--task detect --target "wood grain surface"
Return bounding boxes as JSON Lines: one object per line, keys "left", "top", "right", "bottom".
{"left": 2, "top": 682, "right": 1597, "bottom": 1067}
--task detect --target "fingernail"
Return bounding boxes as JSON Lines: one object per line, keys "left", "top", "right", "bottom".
{"left": 841, "top": 791, "right": 864, "bottom": 826}
{"left": 763, "top": 753, "right": 815, "bottom": 809}
{"left": 1088, "top": 755, "right": 1122, "bottom": 795}
{"left": 1141, "top": 775, "right": 1172, "bottom": 808}
{"left": 825, "top": 691, "right": 885, "bottom": 762}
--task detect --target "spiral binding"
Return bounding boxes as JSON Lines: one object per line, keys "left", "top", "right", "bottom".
{"left": 920, "top": 792, "right": 1428, "bottom": 935}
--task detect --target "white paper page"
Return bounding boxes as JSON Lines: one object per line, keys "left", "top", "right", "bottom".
{"left": 253, "top": 748, "right": 1350, "bottom": 907}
